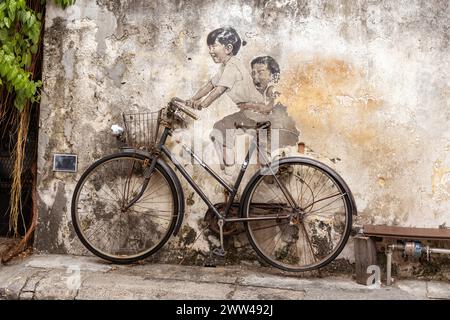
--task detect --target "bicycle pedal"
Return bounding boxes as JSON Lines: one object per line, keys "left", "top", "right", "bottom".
{"left": 212, "top": 248, "right": 226, "bottom": 257}
{"left": 203, "top": 256, "right": 217, "bottom": 268}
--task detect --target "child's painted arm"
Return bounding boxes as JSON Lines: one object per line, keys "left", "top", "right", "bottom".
{"left": 191, "top": 81, "right": 214, "bottom": 101}
{"left": 239, "top": 102, "right": 273, "bottom": 114}
{"left": 198, "top": 85, "right": 227, "bottom": 109}
{"left": 239, "top": 85, "right": 277, "bottom": 113}
{"left": 187, "top": 81, "right": 214, "bottom": 108}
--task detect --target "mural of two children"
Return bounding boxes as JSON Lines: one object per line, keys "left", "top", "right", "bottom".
{"left": 186, "top": 27, "right": 299, "bottom": 174}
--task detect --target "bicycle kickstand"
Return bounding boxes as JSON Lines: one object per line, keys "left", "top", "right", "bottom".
{"left": 212, "top": 219, "right": 226, "bottom": 257}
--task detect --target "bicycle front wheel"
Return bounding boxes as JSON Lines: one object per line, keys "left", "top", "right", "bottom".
{"left": 71, "top": 153, "right": 178, "bottom": 264}
{"left": 243, "top": 157, "right": 353, "bottom": 272}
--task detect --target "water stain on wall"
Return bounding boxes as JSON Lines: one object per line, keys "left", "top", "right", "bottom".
{"left": 277, "top": 57, "right": 382, "bottom": 149}
{"left": 432, "top": 160, "right": 450, "bottom": 201}
{"left": 276, "top": 57, "right": 422, "bottom": 222}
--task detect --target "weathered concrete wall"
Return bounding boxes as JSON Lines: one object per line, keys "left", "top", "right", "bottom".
{"left": 36, "top": 0, "right": 450, "bottom": 269}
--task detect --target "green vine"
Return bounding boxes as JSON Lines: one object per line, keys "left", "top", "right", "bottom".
{"left": 0, "top": 0, "right": 75, "bottom": 112}
{"left": 0, "top": 0, "right": 41, "bottom": 111}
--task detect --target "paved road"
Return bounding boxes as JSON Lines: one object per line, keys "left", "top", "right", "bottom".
{"left": 0, "top": 254, "right": 448, "bottom": 300}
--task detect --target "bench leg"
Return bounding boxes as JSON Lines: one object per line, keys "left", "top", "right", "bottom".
{"left": 386, "top": 248, "right": 393, "bottom": 286}
{"left": 354, "top": 236, "right": 378, "bottom": 285}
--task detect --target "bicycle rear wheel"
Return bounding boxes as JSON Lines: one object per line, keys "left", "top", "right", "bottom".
{"left": 71, "top": 153, "right": 177, "bottom": 264}
{"left": 242, "top": 157, "right": 353, "bottom": 272}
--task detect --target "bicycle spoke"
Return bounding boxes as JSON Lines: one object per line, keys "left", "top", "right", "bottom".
{"left": 87, "top": 219, "right": 112, "bottom": 241}
{"left": 304, "top": 193, "right": 347, "bottom": 215}
{"left": 261, "top": 222, "right": 290, "bottom": 254}
{"left": 300, "top": 222, "right": 317, "bottom": 263}
{"left": 301, "top": 167, "right": 317, "bottom": 207}
{"left": 259, "top": 179, "right": 295, "bottom": 211}
{"left": 127, "top": 208, "right": 173, "bottom": 221}
{"left": 311, "top": 174, "right": 333, "bottom": 202}
{"left": 303, "top": 192, "right": 345, "bottom": 211}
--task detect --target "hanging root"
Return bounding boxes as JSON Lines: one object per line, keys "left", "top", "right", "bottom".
{"left": 2, "top": 140, "right": 37, "bottom": 264}
{"left": 9, "top": 103, "right": 31, "bottom": 237}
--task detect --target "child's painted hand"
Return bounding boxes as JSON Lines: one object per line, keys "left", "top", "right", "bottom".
{"left": 188, "top": 100, "right": 203, "bottom": 110}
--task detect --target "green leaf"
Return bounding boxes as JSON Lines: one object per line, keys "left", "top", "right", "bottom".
{"left": 0, "top": 29, "right": 8, "bottom": 41}
{"left": 30, "top": 44, "right": 37, "bottom": 54}
{"left": 14, "top": 95, "right": 25, "bottom": 111}
{"left": 12, "top": 73, "right": 22, "bottom": 87}
{"left": 8, "top": 0, "right": 16, "bottom": 20}
{"left": 0, "top": 66, "right": 5, "bottom": 78}
{"left": 0, "top": 62, "right": 7, "bottom": 78}
{"left": 27, "top": 13, "right": 36, "bottom": 28}
{"left": 22, "top": 51, "right": 31, "bottom": 67}
{"left": 7, "top": 67, "right": 18, "bottom": 82}
{"left": 17, "top": 0, "right": 26, "bottom": 10}
{"left": 22, "top": 10, "right": 30, "bottom": 25}
{"left": 17, "top": 9, "right": 23, "bottom": 21}
{"left": 4, "top": 17, "right": 10, "bottom": 28}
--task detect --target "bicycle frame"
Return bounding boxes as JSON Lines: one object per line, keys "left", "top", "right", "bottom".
{"left": 131, "top": 125, "right": 295, "bottom": 224}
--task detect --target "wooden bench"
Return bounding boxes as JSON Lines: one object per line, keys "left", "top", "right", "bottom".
{"left": 362, "top": 225, "right": 450, "bottom": 241}
{"left": 354, "top": 225, "right": 450, "bottom": 285}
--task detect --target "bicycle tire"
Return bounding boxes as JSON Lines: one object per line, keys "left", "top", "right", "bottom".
{"left": 242, "top": 157, "right": 353, "bottom": 272}
{"left": 71, "top": 152, "right": 178, "bottom": 264}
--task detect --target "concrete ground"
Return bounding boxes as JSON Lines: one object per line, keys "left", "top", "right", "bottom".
{"left": 0, "top": 254, "right": 449, "bottom": 300}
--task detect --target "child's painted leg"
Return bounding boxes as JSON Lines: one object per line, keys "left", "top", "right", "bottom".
{"left": 223, "top": 146, "right": 235, "bottom": 167}
{"left": 212, "top": 140, "right": 226, "bottom": 170}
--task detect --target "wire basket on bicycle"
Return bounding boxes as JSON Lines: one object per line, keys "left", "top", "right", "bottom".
{"left": 122, "top": 110, "right": 164, "bottom": 150}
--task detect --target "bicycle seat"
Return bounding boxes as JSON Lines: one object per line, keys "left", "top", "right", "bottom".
{"left": 234, "top": 121, "right": 271, "bottom": 130}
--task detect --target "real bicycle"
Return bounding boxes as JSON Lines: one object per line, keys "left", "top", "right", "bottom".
{"left": 71, "top": 98, "right": 357, "bottom": 272}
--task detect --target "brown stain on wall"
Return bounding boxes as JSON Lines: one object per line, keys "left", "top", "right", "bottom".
{"left": 276, "top": 57, "right": 423, "bottom": 221}
{"left": 277, "top": 57, "right": 381, "bottom": 149}
{"left": 432, "top": 160, "right": 450, "bottom": 200}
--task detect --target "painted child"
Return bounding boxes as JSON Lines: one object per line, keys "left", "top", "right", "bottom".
{"left": 244, "top": 56, "right": 300, "bottom": 147}
{"left": 186, "top": 27, "right": 264, "bottom": 170}
{"left": 212, "top": 56, "right": 299, "bottom": 173}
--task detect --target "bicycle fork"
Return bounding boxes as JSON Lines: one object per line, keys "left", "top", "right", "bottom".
{"left": 124, "top": 127, "right": 171, "bottom": 210}
{"left": 123, "top": 157, "right": 158, "bottom": 210}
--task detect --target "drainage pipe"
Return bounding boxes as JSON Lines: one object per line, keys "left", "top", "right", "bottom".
{"left": 386, "top": 242, "right": 450, "bottom": 286}
{"left": 427, "top": 247, "right": 450, "bottom": 254}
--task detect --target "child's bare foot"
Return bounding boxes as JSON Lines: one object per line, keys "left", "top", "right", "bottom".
{"left": 223, "top": 165, "right": 234, "bottom": 177}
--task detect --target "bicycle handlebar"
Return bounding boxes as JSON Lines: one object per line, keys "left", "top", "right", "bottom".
{"left": 170, "top": 98, "right": 199, "bottom": 120}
